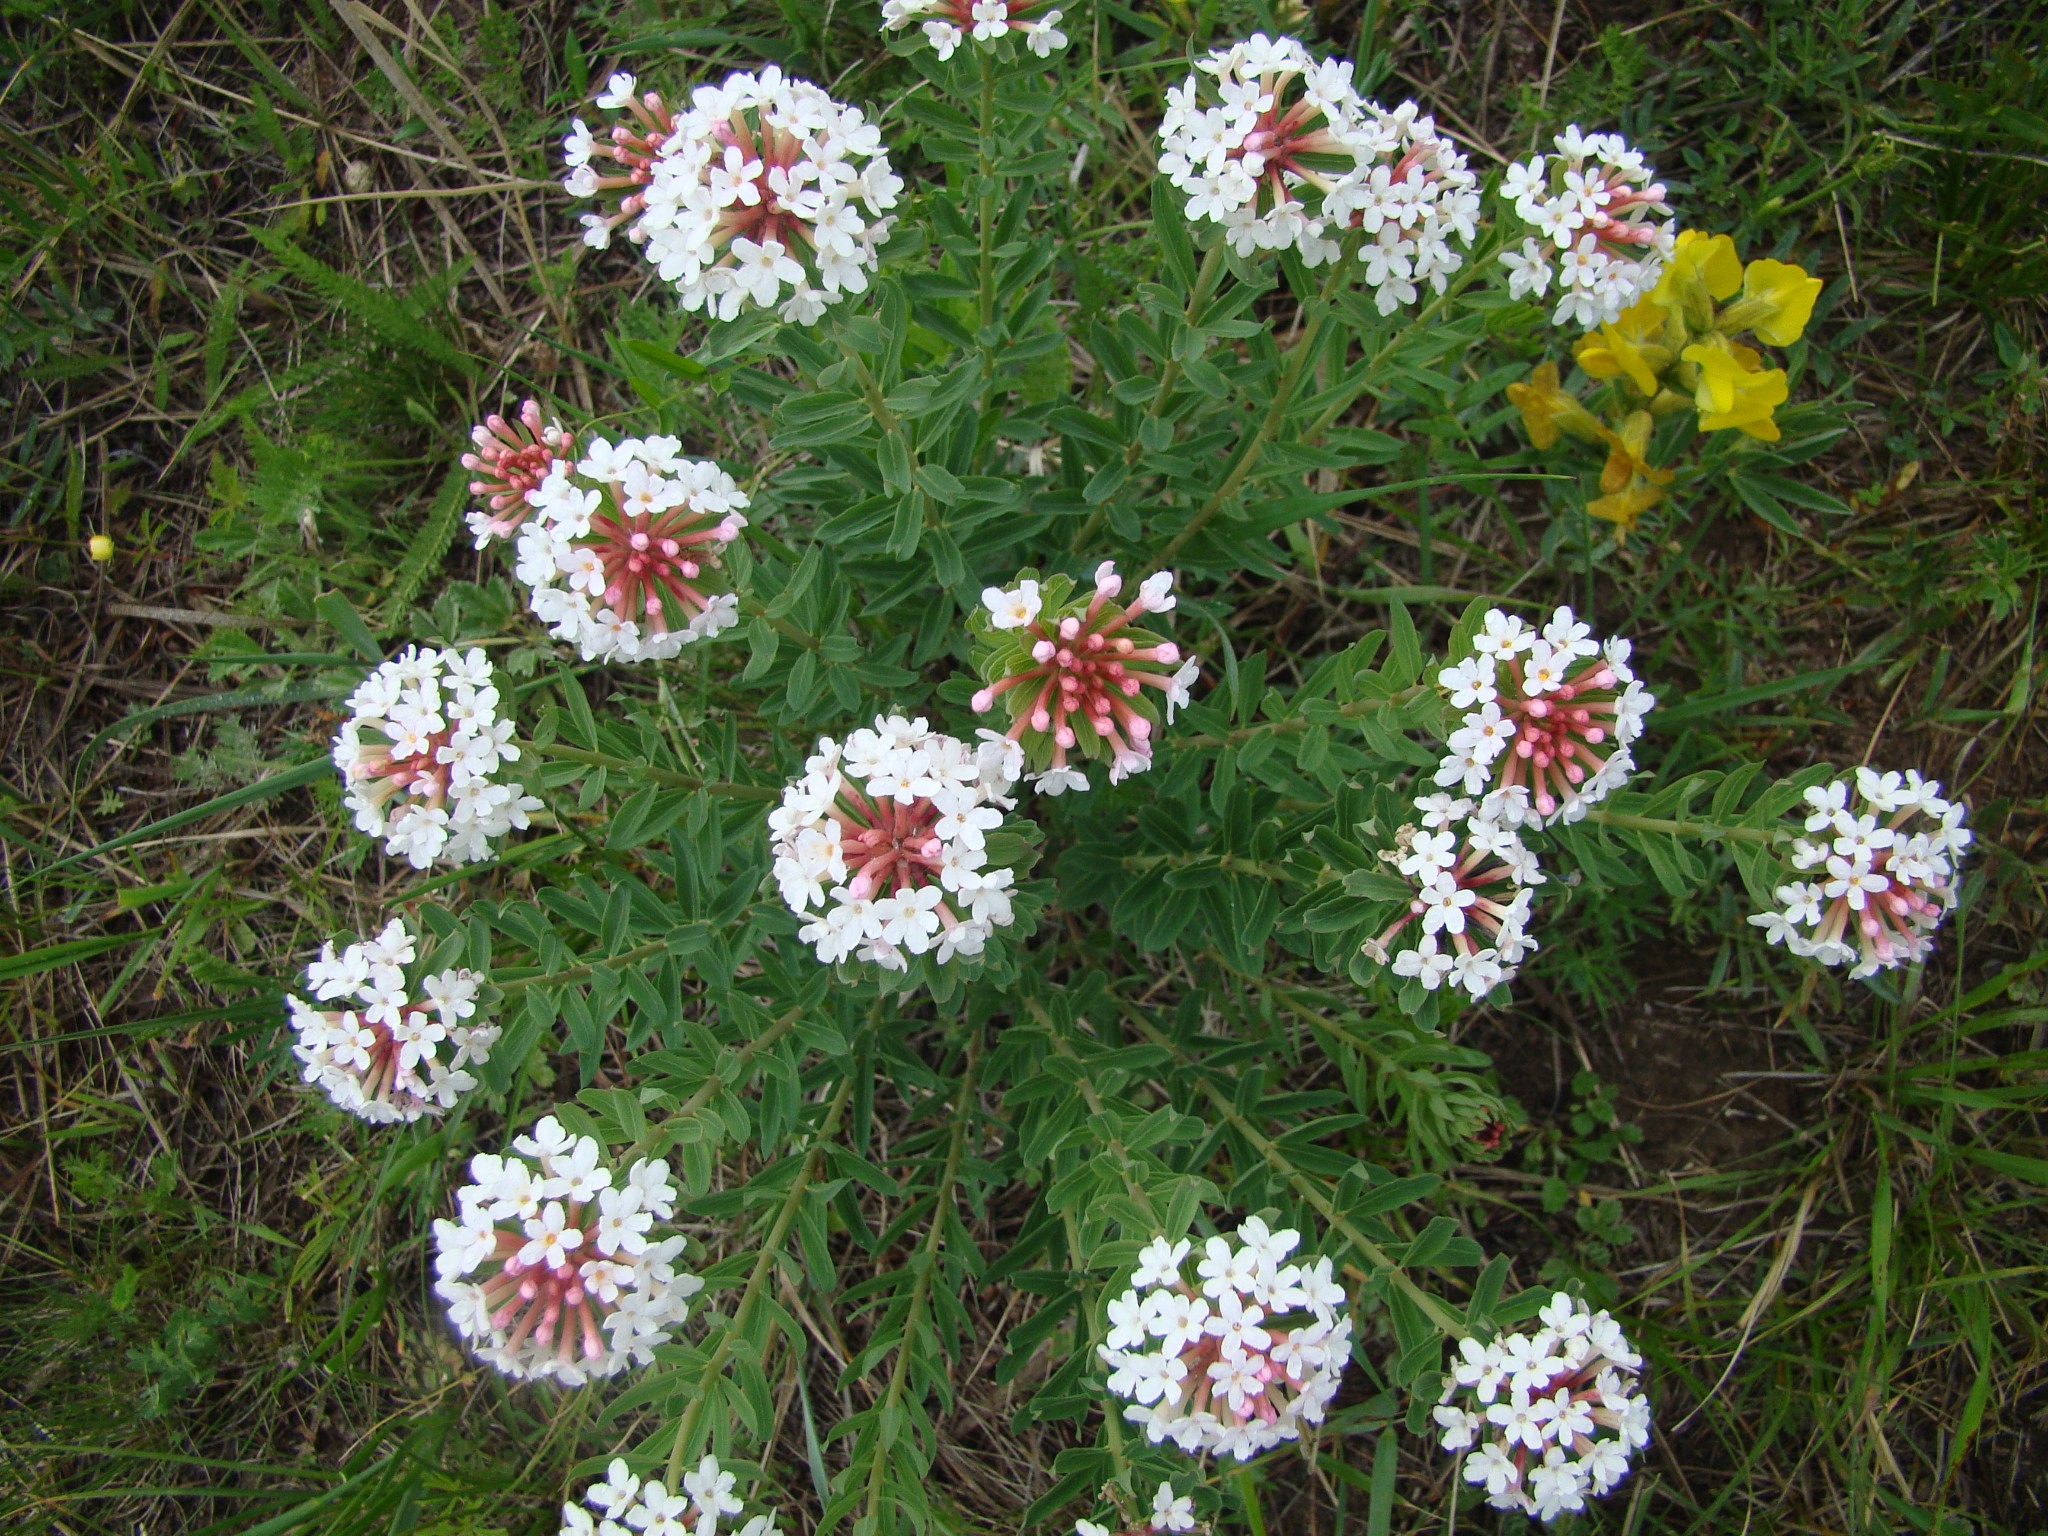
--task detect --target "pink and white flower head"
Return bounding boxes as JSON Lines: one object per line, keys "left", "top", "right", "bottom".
{"left": 556, "top": 1454, "right": 781, "bottom": 1536}
{"left": 1433, "top": 1291, "right": 1650, "bottom": 1522}
{"left": 1359, "top": 798, "right": 1543, "bottom": 1001}
{"left": 1432, "top": 606, "right": 1653, "bottom": 829}
{"left": 1158, "top": 35, "right": 1373, "bottom": 266}
{"left": 1100, "top": 1218, "right": 1352, "bottom": 1461}
{"left": 513, "top": 434, "right": 748, "bottom": 664}
{"left": 1748, "top": 767, "right": 1969, "bottom": 980}
{"left": 969, "top": 563, "right": 1197, "bottom": 794}
{"left": 1498, "top": 126, "right": 1677, "bottom": 327}
{"left": 882, "top": 0, "right": 1069, "bottom": 61}
{"left": 463, "top": 400, "right": 575, "bottom": 547}
{"left": 769, "top": 714, "right": 1027, "bottom": 975}
{"left": 333, "top": 646, "right": 542, "bottom": 868}
{"left": 1320, "top": 100, "right": 1482, "bottom": 314}
{"left": 287, "top": 916, "right": 495, "bottom": 1123}
{"left": 433, "top": 1117, "right": 701, "bottom": 1387}
{"left": 558, "top": 73, "right": 682, "bottom": 252}
{"left": 568, "top": 66, "right": 901, "bottom": 325}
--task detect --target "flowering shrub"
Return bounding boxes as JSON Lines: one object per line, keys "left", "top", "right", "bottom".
{"left": 269, "top": 14, "right": 1976, "bottom": 1533}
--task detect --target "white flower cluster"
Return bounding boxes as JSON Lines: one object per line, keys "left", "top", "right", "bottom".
{"left": 1748, "top": 768, "right": 1970, "bottom": 979}
{"left": 433, "top": 1117, "right": 701, "bottom": 1386}
{"left": 882, "top": 0, "right": 1068, "bottom": 61}
{"left": 1100, "top": 1219, "right": 1352, "bottom": 1461}
{"left": 1433, "top": 606, "right": 1654, "bottom": 829}
{"left": 1434, "top": 1292, "right": 1651, "bottom": 1523}
{"left": 287, "top": 917, "right": 494, "bottom": 1123}
{"left": 1361, "top": 795, "right": 1543, "bottom": 1000}
{"left": 559, "top": 1456, "right": 781, "bottom": 1536}
{"left": 1323, "top": 100, "right": 1481, "bottom": 315}
{"left": 1158, "top": 36, "right": 1479, "bottom": 310}
{"left": 1074, "top": 1482, "right": 1196, "bottom": 1536}
{"left": 1498, "top": 126, "right": 1677, "bottom": 327}
{"left": 513, "top": 434, "right": 748, "bottom": 665}
{"left": 567, "top": 68, "right": 902, "bottom": 325}
{"left": 333, "top": 646, "right": 541, "bottom": 868}
{"left": 769, "top": 714, "right": 1024, "bottom": 972}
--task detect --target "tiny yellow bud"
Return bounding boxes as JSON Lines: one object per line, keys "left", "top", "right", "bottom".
{"left": 88, "top": 534, "right": 114, "bottom": 563}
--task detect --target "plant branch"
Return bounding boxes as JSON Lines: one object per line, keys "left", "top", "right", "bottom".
{"left": 663, "top": 1073, "right": 855, "bottom": 1483}
{"left": 860, "top": 1035, "right": 982, "bottom": 1529}
{"left": 529, "top": 739, "right": 779, "bottom": 801}
{"left": 1122, "top": 1011, "right": 1468, "bottom": 1340}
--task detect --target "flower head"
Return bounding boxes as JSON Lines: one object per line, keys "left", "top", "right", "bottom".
{"left": 1679, "top": 334, "right": 1789, "bottom": 440}
{"left": 463, "top": 400, "right": 575, "bottom": 547}
{"left": 289, "top": 917, "right": 495, "bottom": 1123}
{"left": 770, "top": 714, "right": 1028, "bottom": 976}
{"left": 1436, "top": 1291, "right": 1649, "bottom": 1521}
{"left": 1751, "top": 768, "right": 1969, "bottom": 980}
{"left": 1587, "top": 409, "right": 1674, "bottom": 539}
{"left": 567, "top": 67, "right": 900, "bottom": 324}
{"left": 969, "top": 564, "right": 1197, "bottom": 793}
{"left": 435, "top": 1119, "right": 701, "bottom": 1386}
{"left": 513, "top": 435, "right": 748, "bottom": 664}
{"left": 1505, "top": 360, "right": 1608, "bottom": 451}
{"left": 1500, "top": 128, "right": 1677, "bottom": 328}
{"left": 1361, "top": 799, "right": 1544, "bottom": 1000}
{"left": 1159, "top": 37, "right": 1479, "bottom": 294}
{"left": 333, "top": 646, "right": 542, "bottom": 868}
{"left": 882, "top": 0, "right": 1068, "bottom": 59}
{"left": 558, "top": 1454, "right": 779, "bottom": 1536}
{"left": 1102, "top": 1214, "right": 1351, "bottom": 1461}
{"left": 1431, "top": 608, "right": 1654, "bottom": 827}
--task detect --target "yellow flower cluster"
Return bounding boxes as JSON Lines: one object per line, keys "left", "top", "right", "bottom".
{"left": 1507, "top": 231, "right": 1823, "bottom": 537}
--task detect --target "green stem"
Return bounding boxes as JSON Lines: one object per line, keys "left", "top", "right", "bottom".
{"left": 493, "top": 936, "right": 670, "bottom": 995}
{"left": 1176, "top": 683, "right": 1424, "bottom": 751}
{"left": 1121, "top": 851, "right": 1293, "bottom": 883}
{"left": 1123, "top": 1010, "right": 1468, "bottom": 1340}
{"left": 739, "top": 592, "right": 823, "bottom": 651}
{"left": 1293, "top": 237, "right": 1497, "bottom": 447}
{"left": 1071, "top": 241, "right": 1228, "bottom": 553}
{"left": 975, "top": 51, "right": 999, "bottom": 339}
{"left": 1062, "top": 1206, "right": 1128, "bottom": 1464}
{"left": 1579, "top": 808, "right": 1784, "bottom": 844}
{"left": 1159, "top": 257, "right": 1349, "bottom": 563}
{"left": 529, "top": 739, "right": 778, "bottom": 801}
{"left": 663, "top": 1073, "right": 854, "bottom": 1484}
{"left": 861, "top": 1036, "right": 981, "bottom": 1528}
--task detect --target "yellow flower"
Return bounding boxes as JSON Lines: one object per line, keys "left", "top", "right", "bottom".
{"left": 1652, "top": 230, "right": 1741, "bottom": 329}
{"left": 88, "top": 534, "right": 114, "bottom": 563}
{"left": 1680, "top": 334, "right": 1790, "bottom": 440}
{"left": 1505, "top": 361, "right": 1607, "bottom": 450}
{"left": 1573, "top": 297, "right": 1676, "bottom": 398}
{"left": 1587, "top": 410, "right": 1673, "bottom": 539}
{"left": 1587, "top": 481, "right": 1668, "bottom": 538}
{"left": 1728, "top": 258, "right": 1823, "bottom": 347}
